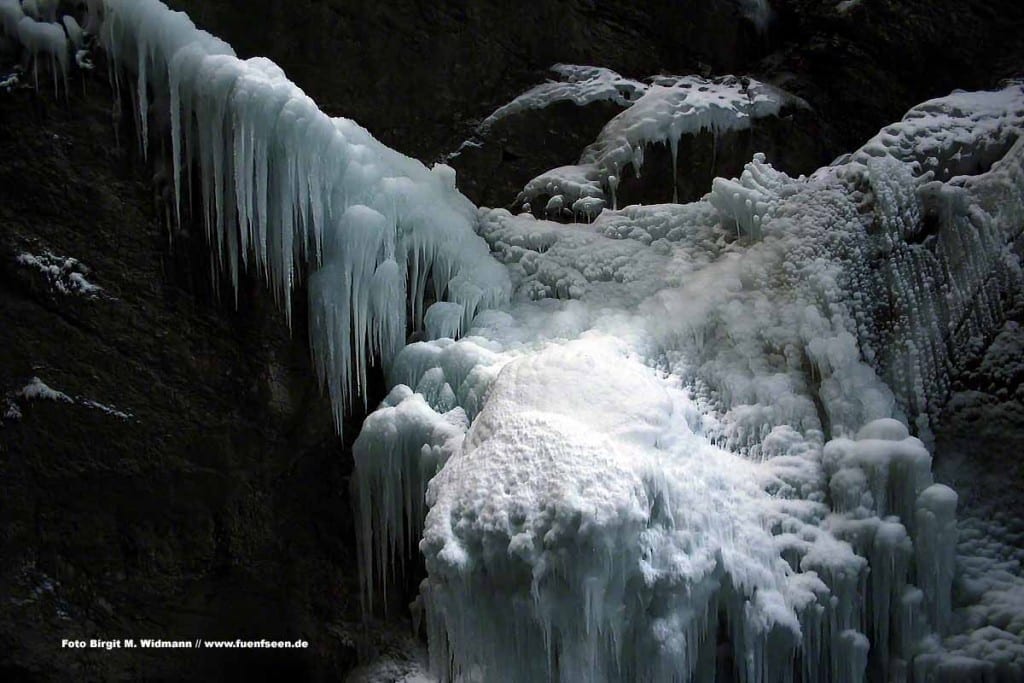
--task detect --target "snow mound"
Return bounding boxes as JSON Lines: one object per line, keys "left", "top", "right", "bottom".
{"left": 11, "top": 377, "right": 133, "bottom": 421}
{"left": 17, "top": 377, "right": 72, "bottom": 404}
{"left": 420, "top": 338, "right": 814, "bottom": 682}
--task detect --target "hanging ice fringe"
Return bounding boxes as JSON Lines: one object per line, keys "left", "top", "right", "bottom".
{"left": 94, "top": 0, "right": 508, "bottom": 431}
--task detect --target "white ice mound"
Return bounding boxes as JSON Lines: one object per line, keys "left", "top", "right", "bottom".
{"left": 420, "top": 339, "right": 813, "bottom": 682}
{"left": 462, "top": 339, "right": 674, "bottom": 449}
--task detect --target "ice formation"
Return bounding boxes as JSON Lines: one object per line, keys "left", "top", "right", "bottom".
{"left": 357, "top": 80, "right": 1024, "bottom": 680}
{"left": 478, "top": 64, "right": 646, "bottom": 132}
{"left": 518, "top": 75, "right": 803, "bottom": 214}
{"left": 17, "top": 377, "right": 72, "bottom": 404}
{"left": 8, "top": 1, "right": 1024, "bottom": 680}
{"left": 88, "top": 0, "right": 508, "bottom": 432}
{"left": 0, "top": 1, "right": 68, "bottom": 97}
{"left": 2, "top": 397, "right": 22, "bottom": 422}
{"left": 10, "top": 377, "right": 133, "bottom": 421}
{"left": 16, "top": 252, "right": 103, "bottom": 298}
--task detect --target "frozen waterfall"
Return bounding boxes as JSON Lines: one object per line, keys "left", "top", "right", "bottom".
{"left": 6, "top": 1, "right": 1024, "bottom": 680}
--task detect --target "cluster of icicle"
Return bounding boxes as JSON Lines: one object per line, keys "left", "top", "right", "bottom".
{"left": 356, "top": 338, "right": 964, "bottom": 683}
{"left": 88, "top": 0, "right": 509, "bottom": 431}
{"left": 0, "top": 0, "right": 99, "bottom": 96}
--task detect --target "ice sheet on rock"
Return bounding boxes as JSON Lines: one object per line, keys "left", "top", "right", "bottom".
{"left": 858, "top": 117, "right": 1024, "bottom": 429}
{"left": 850, "top": 81, "right": 1024, "bottom": 181}
{"left": 642, "top": 172, "right": 902, "bottom": 444}
{"left": 79, "top": 398, "right": 133, "bottom": 421}
{"left": 479, "top": 64, "right": 646, "bottom": 132}
{"left": 584, "top": 75, "right": 801, "bottom": 183}
{"left": 13, "top": 377, "right": 134, "bottom": 421}
{"left": 519, "top": 74, "right": 804, "bottom": 213}
{"left": 477, "top": 202, "right": 726, "bottom": 305}
{"left": 704, "top": 102, "right": 1024, "bottom": 436}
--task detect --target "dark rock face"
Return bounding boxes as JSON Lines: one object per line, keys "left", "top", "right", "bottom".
{"left": 165, "top": 0, "right": 759, "bottom": 164}
{"left": 451, "top": 98, "right": 628, "bottom": 211}
{"left": 0, "top": 82, "right": 371, "bottom": 680}
{"left": 765, "top": 0, "right": 1024, "bottom": 155}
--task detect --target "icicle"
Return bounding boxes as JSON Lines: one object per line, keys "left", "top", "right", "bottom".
{"left": 15, "top": 15, "right": 68, "bottom": 97}
{"left": 670, "top": 134, "right": 679, "bottom": 204}
{"left": 424, "top": 302, "right": 464, "bottom": 341}
{"left": 915, "top": 484, "right": 957, "bottom": 635}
